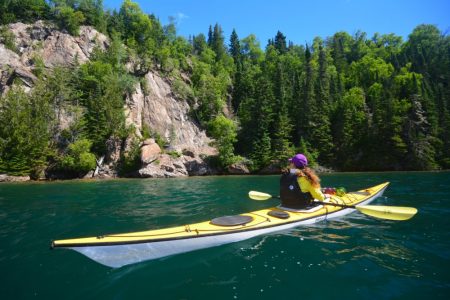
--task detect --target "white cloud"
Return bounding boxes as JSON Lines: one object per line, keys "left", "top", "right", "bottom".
{"left": 175, "top": 12, "right": 188, "bottom": 24}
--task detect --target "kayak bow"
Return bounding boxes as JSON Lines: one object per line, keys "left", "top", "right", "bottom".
{"left": 52, "top": 182, "right": 390, "bottom": 268}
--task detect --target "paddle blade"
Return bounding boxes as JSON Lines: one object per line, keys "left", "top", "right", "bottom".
{"left": 248, "top": 191, "right": 273, "bottom": 201}
{"left": 355, "top": 205, "right": 418, "bottom": 221}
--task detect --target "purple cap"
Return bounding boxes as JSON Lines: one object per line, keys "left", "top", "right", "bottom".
{"left": 289, "top": 154, "right": 308, "bottom": 168}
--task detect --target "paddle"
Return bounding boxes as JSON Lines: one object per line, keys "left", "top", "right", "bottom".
{"left": 248, "top": 191, "right": 418, "bottom": 221}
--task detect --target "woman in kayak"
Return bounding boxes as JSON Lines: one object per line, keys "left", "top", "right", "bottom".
{"left": 279, "top": 153, "right": 327, "bottom": 209}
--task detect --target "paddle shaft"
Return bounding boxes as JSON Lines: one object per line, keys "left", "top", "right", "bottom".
{"left": 314, "top": 200, "right": 357, "bottom": 209}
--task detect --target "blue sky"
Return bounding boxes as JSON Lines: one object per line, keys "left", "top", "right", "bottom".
{"left": 104, "top": 0, "right": 449, "bottom": 46}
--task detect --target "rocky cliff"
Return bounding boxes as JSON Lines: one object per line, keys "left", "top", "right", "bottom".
{"left": 1, "top": 21, "right": 108, "bottom": 94}
{"left": 0, "top": 21, "right": 217, "bottom": 179}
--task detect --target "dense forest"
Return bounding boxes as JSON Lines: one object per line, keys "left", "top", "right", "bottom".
{"left": 0, "top": 0, "right": 449, "bottom": 178}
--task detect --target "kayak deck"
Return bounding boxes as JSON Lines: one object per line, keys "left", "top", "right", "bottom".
{"left": 52, "top": 182, "right": 389, "bottom": 248}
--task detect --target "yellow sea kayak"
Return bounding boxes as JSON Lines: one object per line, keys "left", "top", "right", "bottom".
{"left": 52, "top": 182, "right": 390, "bottom": 268}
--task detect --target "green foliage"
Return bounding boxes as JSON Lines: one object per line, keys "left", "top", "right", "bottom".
{"left": 332, "top": 87, "right": 368, "bottom": 169}
{"left": 208, "top": 115, "right": 238, "bottom": 168}
{"left": 78, "top": 0, "right": 107, "bottom": 33}
{"left": 59, "top": 139, "right": 96, "bottom": 176}
{"left": 119, "top": 0, "right": 155, "bottom": 56}
{"left": 1, "top": 0, "right": 449, "bottom": 173}
{"left": 349, "top": 55, "right": 394, "bottom": 88}
{"left": 31, "top": 54, "right": 45, "bottom": 77}
{"left": 297, "top": 138, "right": 319, "bottom": 167}
{"left": 191, "top": 52, "right": 230, "bottom": 124}
{"left": 172, "top": 77, "right": 195, "bottom": 101}
{"left": 0, "top": 26, "right": 17, "bottom": 52}
{"left": 1, "top": 0, "right": 49, "bottom": 24}
{"left": 192, "top": 34, "right": 208, "bottom": 55}
{"left": 77, "top": 59, "right": 133, "bottom": 154}
{"left": 52, "top": 5, "right": 86, "bottom": 35}
{"left": 118, "top": 138, "right": 141, "bottom": 175}
{"left": 235, "top": 25, "right": 448, "bottom": 171}
{"left": 0, "top": 85, "right": 53, "bottom": 178}
{"left": 167, "top": 150, "right": 182, "bottom": 158}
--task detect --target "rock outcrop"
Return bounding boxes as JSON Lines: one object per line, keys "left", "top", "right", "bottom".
{"left": 0, "top": 43, "right": 37, "bottom": 93}
{"left": 126, "top": 72, "right": 215, "bottom": 155}
{"left": 0, "top": 174, "right": 30, "bottom": 182}
{"left": 10, "top": 21, "right": 108, "bottom": 68}
{"left": 126, "top": 71, "right": 216, "bottom": 177}
{"left": 1, "top": 21, "right": 108, "bottom": 95}
{"left": 227, "top": 162, "right": 250, "bottom": 175}
{"left": 137, "top": 138, "right": 215, "bottom": 178}
{"left": 0, "top": 21, "right": 217, "bottom": 179}
{"left": 140, "top": 139, "right": 162, "bottom": 164}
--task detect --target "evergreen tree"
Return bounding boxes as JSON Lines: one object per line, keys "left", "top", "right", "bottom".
{"left": 211, "top": 23, "right": 226, "bottom": 62}
{"left": 296, "top": 45, "right": 315, "bottom": 142}
{"left": 313, "top": 44, "right": 334, "bottom": 164}
{"left": 239, "top": 74, "right": 274, "bottom": 168}
{"left": 208, "top": 115, "right": 238, "bottom": 168}
{"left": 1, "top": 0, "right": 50, "bottom": 24}
{"left": 332, "top": 87, "right": 368, "bottom": 170}
{"left": 229, "top": 29, "right": 244, "bottom": 112}
{"left": 207, "top": 25, "right": 213, "bottom": 46}
{"left": 274, "top": 31, "right": 287, "bottom": 54}
{"left": 78, "top": 0, "right": 107, "bottom": 32}
{"left": 271, "top": 62, "right": 294, "bottom": 162}
{"left": 52, "top": 4, "right": 86, "bottom": 36}
{"left": 229, "top": 29, "right": 241, "bottom": 62}
{"left": 77, "top": 60, "right": 131, "bottom": 155}
{"left": 404, "top": 94, "right": 437, "bottom": 170}
{"left": 0, "top": 84, "right": 53, "bottom": 178}
{"left": 192, "top": 33, "right": 207, "bottom": 55}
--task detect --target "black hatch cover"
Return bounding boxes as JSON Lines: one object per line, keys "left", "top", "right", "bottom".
{"left": 210, "top": 215, "right": 253, "bottom": 226}
{"left": 268, "top": 210, "right": 290, "bottom": 219}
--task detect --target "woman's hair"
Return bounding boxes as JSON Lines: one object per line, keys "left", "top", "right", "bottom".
{"left": 298, "top": 167, "right": 321, "bottom": 188}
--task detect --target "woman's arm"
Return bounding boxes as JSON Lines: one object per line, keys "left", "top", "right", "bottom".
{"left": 298, "top": 177, "right": 325, "bottom": 201}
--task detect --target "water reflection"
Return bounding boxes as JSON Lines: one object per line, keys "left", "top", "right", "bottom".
{"left": 274, "top": 219, "right": 424, "bottom": 278}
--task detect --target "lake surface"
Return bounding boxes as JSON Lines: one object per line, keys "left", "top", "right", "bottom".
{"left": 0, "top": 172, "right": 449, "bottom": 299}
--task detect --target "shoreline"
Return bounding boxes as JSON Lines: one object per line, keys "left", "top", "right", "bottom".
{"left": 2, "top": 169, "right": 449, "bottom": 184}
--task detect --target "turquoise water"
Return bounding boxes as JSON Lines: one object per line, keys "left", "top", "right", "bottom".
{"left": 0, "top": 172, "right": 449, "bottom": 299}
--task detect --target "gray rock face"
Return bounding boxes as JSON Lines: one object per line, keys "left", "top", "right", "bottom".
{"left": 227, "top": 162, "right": 250, "bottom": 175}
{"left": 9, "top": 21, "right": 108, "bottom": 68}
{"left": 0, "top": 43, "right": 37, "bottom": 93}
{"left": 0, "top": 174, "right": 30, "bottom": 182}
{"left": 126, "top": 71, "right": 217, "bottom": 177}
{"left": 138, "top": 153, "right": 214, "bottom": 178}
{"left": 140, "top": 139, "right": 162, "bottom": 164}
{"left": 1, "top": 21, "right": 108, "bottom": 95}
{"left": 0, "top": 21, "right": 217, "bottom": 179}
{"left": 126, "top": 72, "right": 215, "bottom": 155}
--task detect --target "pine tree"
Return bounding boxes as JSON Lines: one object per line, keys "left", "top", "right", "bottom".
{"left": 312, "top": 45, "right": 334, "bottom": 164}
{"left": 207, "top": 25, "right": 213, "bottom": 46}
{"left": 272, "top": 63, "right": 293, "bottom": 162}
{"left": 404, "top": 94, "right": 438, "bottom": 170}
{"left": 241, "top": 75, "right": 274, "bottom": 167}
{"left": 211, "top": 23, "right": 226, "bottom": 62}
{"left": 192, "top": 34, "right": 207, "bottom": 55}
{"left": 296, "top": 45, "right": 315, "bottom": 142}
{"left": 274, "top": 31, "right": 287, "bottom": 54}
{"left": 229, "top": 29, "right": 241, "bottom": 63}
{"left": 229, "top": 29, "right": 243, "bottom": 112}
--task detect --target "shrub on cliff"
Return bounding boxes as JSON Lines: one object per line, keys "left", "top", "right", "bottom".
{"left": 58, "top": 139, "right": 96, "bottom": 177}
